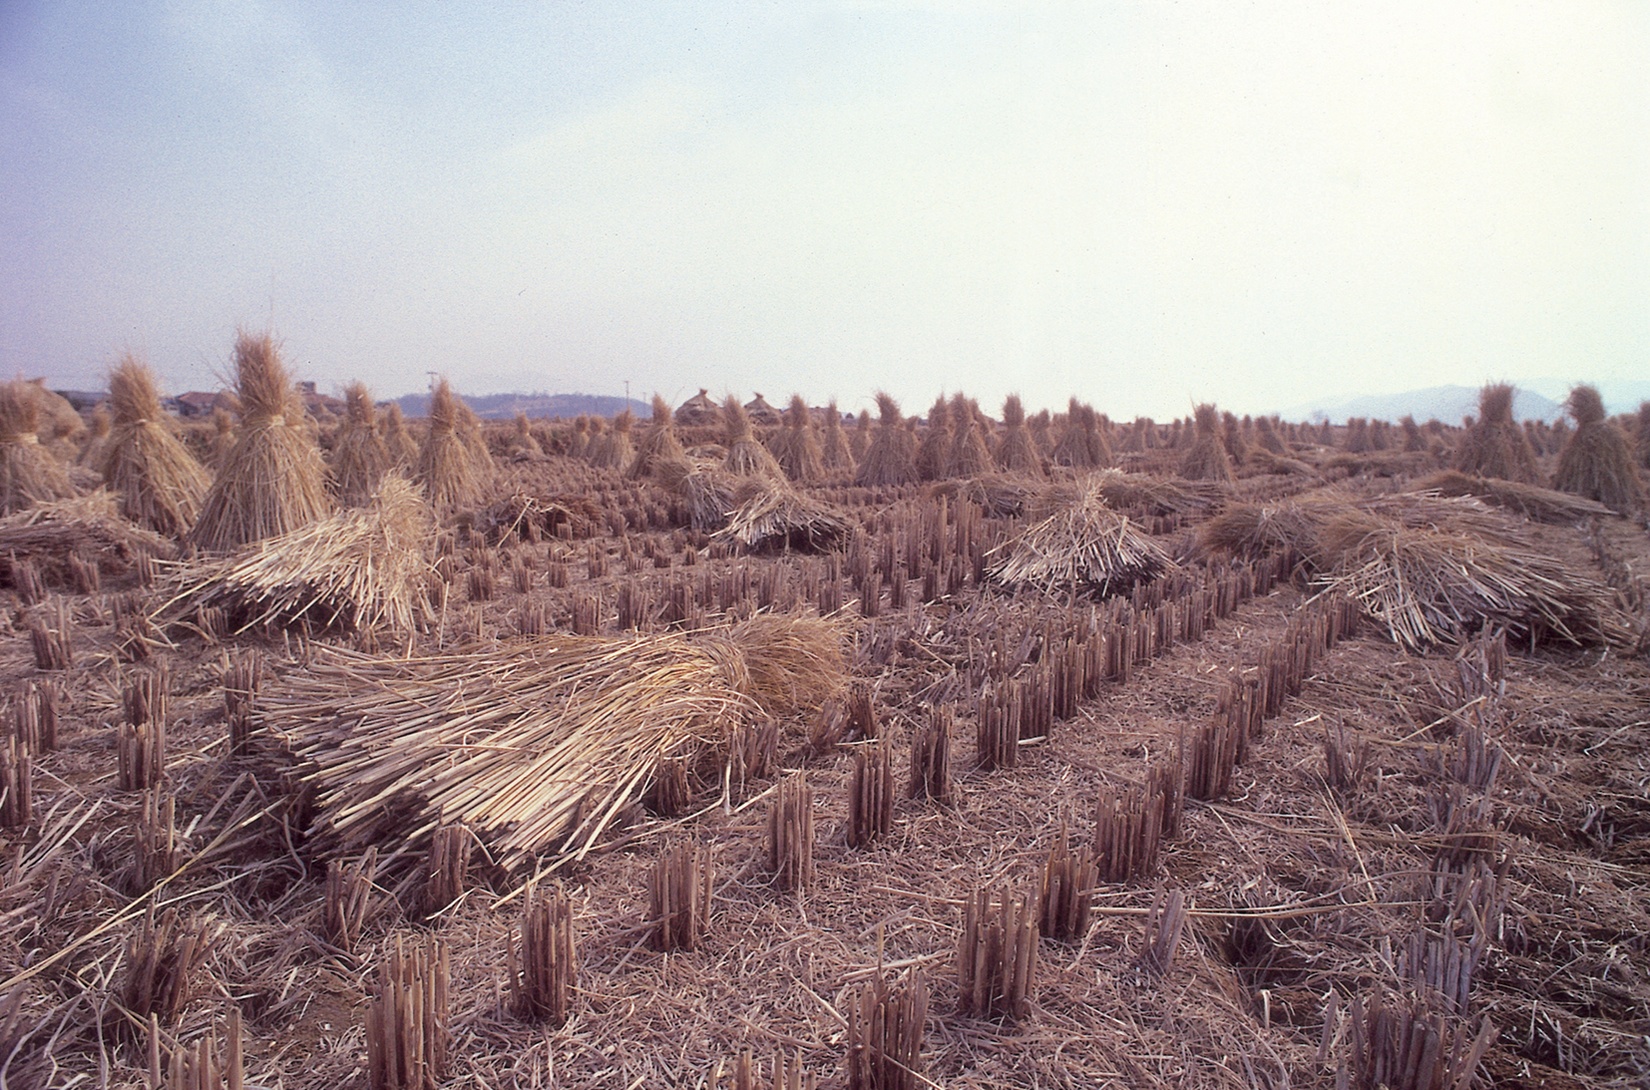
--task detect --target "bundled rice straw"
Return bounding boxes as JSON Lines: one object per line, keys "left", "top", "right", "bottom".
{"left": 1179, "top": 404, "right": 1234, "bottom": 483}
{"left": 381, "top": 403, "right": 419, "bottom": 467}
{"left": 855, "top": 392, "right": 917, "bottom": 486}
{"left": 766, "top": 395, "right": 824, "bottom": 484}
{"left": 987, "top": 480, "right": 1174, "bottom": 598}
{"left": 0, "top": 379, "right": 78, "bottom": 515}
{"left": 628, "top": 396, "right": 685, "bottom": 480}
{"left": 191, "top": 332, "right": 332, "bottom": 550}
{"left": 159, "top": 473, "right": 435, "bottom": 635}
{"left": 915, "top": 397, "right": 951, "bottom": 481}
{"left": 1636, "top": 401, "right": 1650, "bottom": 470}
{"left": 719, "top": 397, "right": 783, "bottom": 479}
{"left": 1454, "top": 384, "right": 1538, "bottom": 483}
{"left": 995, "top": 394, "right": 1043, "bottom": 476}
{"left": 0, "top": 491, "right": 174, "bottom": 581}
{"left": 850, "top": 409, "right": 872, "bottom": 462}
{"left": 96, "top": 355, "right": 211, "bottom": 537}
{"left": 1039, "top": 469, "right": 1221, "bottom": 520}
{"left": 1416, "top": 470, "right": 1612, "bottom": 524}
{"left": 506, "top": 412, "right": 545, "bottom": 461}
{"left": 589, "top": 410, "right": 635, "bottom": 472}
{"left": 329, "top": 383, "right": 391, "bottom": 506}
{"left": 821, "top": 400, "right": 854, "bottom": 472}
{"left": 711, "top": 480, "right": 853, "bottom": 553}
{"left": 1550, "top": 385, "right": 1643, "bottom": 514}
{"left": 948, "top": 394, "right": 994, "bottom": 478}
{"left": 930, "top": 474, "right": 1034, "bottom": 517}
{"left": 1050, "top": 399, "right": 1101, "bottom": 469}
{"left": 416, "top": 379, "right": 485, "bottom": 512}
{"left": 79, "top": 405, "right": 111, "bottom": 467}
{"left": 26, "top": 380, "right": 86, "bottom": 461}
{"left": 275, "top": 615, "right": 847, "bottom": 877}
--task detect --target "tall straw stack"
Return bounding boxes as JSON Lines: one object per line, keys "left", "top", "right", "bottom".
{"left": 855, "top": 393, "right": 917, "bottom": 486}
{"left": 381, "top": 402, "right": 419, "bottom": 468}
{"left": 0, "top": 379, "right": 77, "bottom": 516}
{"left": 948, "top": 394, "right": 994, "bottom": 478}
{"left": 1636, "top": 401, "right": 1650, "bottom": 471}
{"left": 628, "top": 395, "right": 686, "bottom": 480}
{"left": 722, "top": 397, "right": 784, "bottom": 478}
{"left": 506, "top": 411, "right": 544, "bottom": 460}
{"left": 770, "top": 395, "right": 824, "bottom": 484}
{"left": 79, "top": 405, "right": 111, "bottom": 467}
{"left": 191, "top": 332, "right": 332, "bottom": 550}
{"left": 330, "top": 382, "right": 390, "bottom": 506}
{"left": 1179, "top": 404, "right": 1235, "bottom": 483}
{"left": 208, "top": 407, "right": 237, "bottom": 469}
{"left": 97, "top": 355, "right": 211, "bottom": 537}
{"left": 416, "top": 379, "right": 485, "bottom": 512}
{"left": 915, "top": 396, "right": 952, "bottom": 481}
{"left": 1454, "top": 383, "right": 1538, "bottom": 483}
{"left": 850, "top": 409, "right": 871, "bottom": 462}
{"left": 1049, "top": 398, "right": 1095, "bottom": 469}
{"left": 995, "top": 394, "right": 1043, "bottom": 476}
{"left": 590, "top": 410, "right": 635, "bottom": 472}
{"left": 1550, "top": 384, "right": 1643, "bottom": 514}
{"left": 821, "top": 400, "right": 854, "bottom": 473}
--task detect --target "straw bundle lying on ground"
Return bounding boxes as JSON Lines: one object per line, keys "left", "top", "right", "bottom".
{"left": 1037, "top": 469, "right": 1221, "bottom": 521}
{"left": 1550, "top": 385, "right": 1643, "bottom": 514}
{"left": 1454, "top": 384, "right": 1538, "bottom": 483}
{"left": 473, "top": 491, "right": 602, "bottom": 543}
{"left": 381, "top": 403, "right": 418, "bottom": 468}
{"left": 768, "top": 395, "right": 824, "bottom": 484}
{"left": 855, "top": 393, "right": 917, "bottom": 486}
{"left": 628, "top": 396, "right": 686, "bottom": 480}
{"left": 0, "top": 491, "right": 174, "bottom": 582}
{"left": 95, "top": 356, "right": 211, "bottom": 538}
{"left": 994, "top": 394, "right": 1043, "bottom": 476}
{"left": 0, "top": 379, "right": 78, "bottom": 515}
{"left": 1179, "top": 404, "right": 1235, "bottom": 483}
{"left": 191, "top": 332, "right": 332, "bottom": 550}
{"left": 1415, "top": 470, "right": 1612, "bottom": 524}
{"left": 987, "top": 480, "right": 1174, "bottom": 597}
{"left": 711, "top": 479, "right": 853, "bottom": 553}
{"left": 158, "top": 473, "right": 435, "bottom": 635}
{"left": 821, "top": 400, "right": 854, "bottom": 472}
{"left": 930, "top": 474, "right": 1035, "bottom": 518}
{"left": 721, "top": 397, "right": 784, "bottom": 478}
{"left": 416, "top": 379, "right": 486, "bottom": 512}
{"left": 329, "top": 382, "right": 390, "bottom": 506}
{"left": 276, "top": 615, "right": 847, "bottom": 878}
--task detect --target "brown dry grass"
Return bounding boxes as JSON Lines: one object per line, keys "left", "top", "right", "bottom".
{"left": 98, "top": 355, "right": 212, "bottom": 537}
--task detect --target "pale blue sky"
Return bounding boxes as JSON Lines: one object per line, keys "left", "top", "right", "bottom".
{"left": 3, "top": 2, "right": 1646, "bottom": 419}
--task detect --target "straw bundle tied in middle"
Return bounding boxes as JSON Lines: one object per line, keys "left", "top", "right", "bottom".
{"left": 274, "top": 615, "right": 846, "bottom": 877}
{"left": 987, "top": 479, "right": 1174, "bottom": 597}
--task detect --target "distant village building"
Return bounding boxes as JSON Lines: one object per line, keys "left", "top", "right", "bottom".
{"left": 675, "top": 389, "right": 719, "bottom": 427}
{"left": 743, "top": 393, "right": 782, "bottom": 427}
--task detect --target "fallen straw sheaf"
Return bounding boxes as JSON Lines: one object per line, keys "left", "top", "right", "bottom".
{"left": 0, "top": 491, "right": 174, "bottom": 579}
{"left": 273, "top": 615, "right": 846, "bottom": 878}
{"left": 156, "top": 473, "right": 435, "bottom": 635}
{"left": 710, "top": 481, "right": 853, "bottom": 553}
{"left": 987, "top": 481, "right": 1174, "bottom": 597}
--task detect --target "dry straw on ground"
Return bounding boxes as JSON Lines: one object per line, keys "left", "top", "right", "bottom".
{"left": 711, "top": 480, "right": 854, "bottom": 553}
{"left": 988, "top": 478, "right": 1174, "bottom": 597}
{"left": 0, "top": 378, "right": 78, "bottom": 515}
{"left": 275, "top": 614, "right": 847, "bottom": 881}
{"left": 98, "top": 355, "right": 211, "bottom": 537}
{"left": 191, "top": 332, "right": 332, "bottom": 550}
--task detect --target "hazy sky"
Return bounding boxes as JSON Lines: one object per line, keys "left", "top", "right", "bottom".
{"left": 3, "top": 2, "right": 1646, "bottom": 419}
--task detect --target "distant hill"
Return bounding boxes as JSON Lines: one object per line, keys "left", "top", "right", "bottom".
{"left": 1279, "top": 385, "right": 1564, "bottom": 426}
{"left": 392, "top": 392, "right": 649, "bottom": 420}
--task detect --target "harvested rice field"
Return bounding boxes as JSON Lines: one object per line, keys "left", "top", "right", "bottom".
{"left": 2, "top": 376, "right": 1649, "bottom": 1089}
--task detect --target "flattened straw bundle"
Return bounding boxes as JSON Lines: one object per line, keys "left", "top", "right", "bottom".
{"left": 662, "top": 460, "right": 742, "bottom": 532}
{"left": 0, "top": 491, "right": 174, "bottom": 581}
{"left": 506, "top": 411, "right": 544, "bottom": 460}
{"left": 1311, "top": 510, "right": 1627, "bottom": 650}
{"left": 628, "top": 396, "right": 686, "bottom": 480}
{"left": 1454, "top": 383, "right": 1538, "bottom": 483}
{"left": 329, "top": 382, "right": 390, "bottom": 506}
{"left": 0, "top": 378, "right": 77, "bottom": 515}
{"left": 276, "top": 615, "right": 847, "bottom": 879}
{"left": 988, "top": 479, "right": 1175, "bottom": 598}
{"left": 1415, "top": 470, "right": 1611, "bottom": 524}
{"left": 191, "top": 332, "right": 331, "bottom": 550}
{"left": 722, "top": 397, "right": 784, "bottom": 478}
{"left": 1194, "top": 500, "right": 1323, "bottom": 565}
{"left": 915, "top": 396, "right": 952, "bottom": 481}
{"left": 995, "top": 394, "right": 1043, "bottom": 476}
{"left": 769, "top": 395, "right": 824, "bottom": 483}
{"left": 930, "top": 473, "right": 1034, "bottom": 518}
{"left": 159, "top": 472, "right": 435, "bottom": 635}
{"left": 415, "top": 379, "right": 485, "bottom": 512}
{"left": 821, "top": 400, "right": 854, "bottom": 472}
{"left": 855, "top": 392, "right": 917, "bottom": 486}
{"left": 1550, "top": 384, "right": 1644, "bottom": 514}
{"left": 1179, "top": 403, "right": 1234, "bottom": 483}
{"left": 590, "top": 409, "right": 635, "bottom": 471}
{"left": 948, "top": 394, "right": 994, "bottom": 478}
{"left": 96, "top": 356, "right": 210, "bottom": 537}
{"left": 381, "top": 402, "right": 418, "bottom": 468}
{"left": 711, "top": 479, "right": 853, "bottom": 553}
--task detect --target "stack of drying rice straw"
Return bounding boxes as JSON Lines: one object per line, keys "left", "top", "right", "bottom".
{"left": 1178, "top": 403, "right": 1234, "bottom": 483}
{"left": 0, "top": 378, "right": 78, "bottom": 515}
{"left": 994, "top": 394, "right": 1043, "bottom": 477}
{"left": 158, "top": 473, "right": 435, "bottom": 635}
{"left": 855, "top": 392, "right": 917, "bottom": 486}
{"left": 768, "top": 395, "right": 824, "bottom": 484}
{"left": 191, "top": 332, "right": 332, "bottom": 550}
{"left": 627, "top": 396, "right": 685, "bottom": 481}
{"left": 330, "top": 382, "right": 390, "bottom": 506}
{"left": 1454, "top": 383, "right": 1538, "bottom": 483}
{"left": 987, "top": 479, "right": 1174, "bottom": 597}
{"left": 721, "top": 397, "right": 784, "bottom": 479}
{"left": 1550, "top": 384, "right": 1643, "bottom": 514}
{"left": 97, "top": 355, "right": 211, "bottom": 536}
{"left": 416, "top": 379, "right": 486, "bottom": 512}
{"left": 274, "top": 615, "right": 846, "bottom": 879}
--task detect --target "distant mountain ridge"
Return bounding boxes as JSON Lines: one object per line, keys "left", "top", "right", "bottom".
{"left": 1279, "top": 385, "right": 1564, "bottom": 426}
{"left": 392, "top": 392, "right": 649, "bottom": 420}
